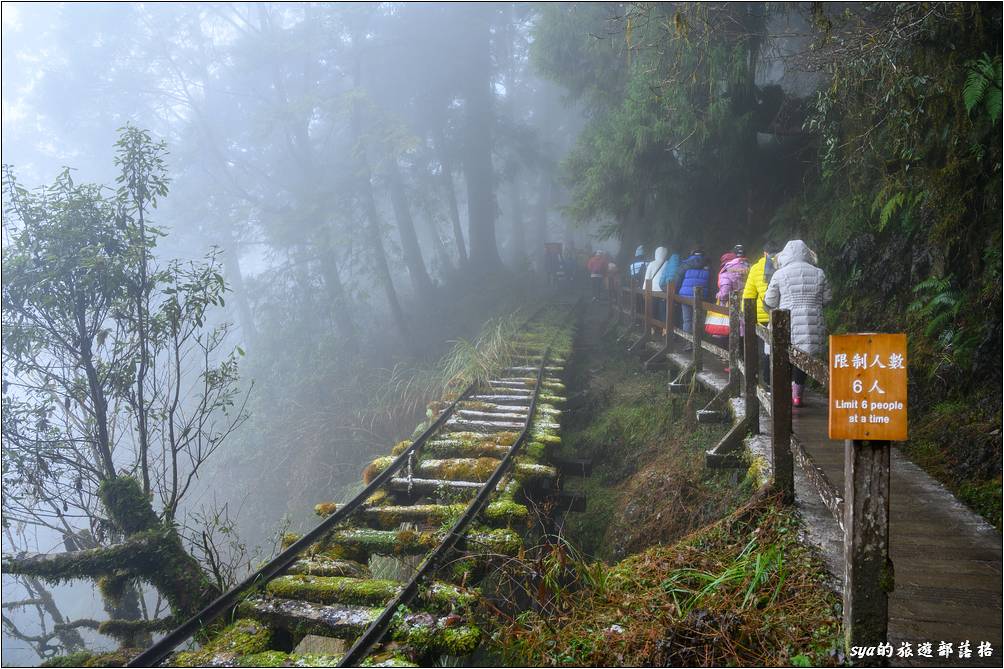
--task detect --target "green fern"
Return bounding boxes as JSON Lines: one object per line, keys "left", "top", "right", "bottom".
{"left": 963, "top": 53, "right": 1003, "bottom": 122}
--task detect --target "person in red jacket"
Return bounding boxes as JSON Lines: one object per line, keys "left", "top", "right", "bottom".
{"left": 587, "top": 251, "right": 608, "bottom": 301}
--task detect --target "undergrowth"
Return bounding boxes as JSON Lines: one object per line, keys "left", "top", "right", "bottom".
{"left": 490, "top": 494, "right": 843, "bottom": 667}
{"left": 556, "top": 326, "right": 752, "bottom": 561}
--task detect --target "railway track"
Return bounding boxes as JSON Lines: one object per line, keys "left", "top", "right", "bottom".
{"left": 129, "top": 306, "right": 576, "bottom": 667}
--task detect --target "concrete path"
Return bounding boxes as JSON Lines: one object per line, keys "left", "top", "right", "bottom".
{"left": 666, "top": 346, "right": 1002, "bottom": 666}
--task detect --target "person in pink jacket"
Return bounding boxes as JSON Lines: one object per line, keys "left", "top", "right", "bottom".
{"left": 716, "top": 245, "right": 750, "bottom": 305}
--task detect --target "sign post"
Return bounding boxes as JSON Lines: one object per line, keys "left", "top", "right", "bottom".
{"left": 829, "top": 333, "right": 907, "bottom": 662}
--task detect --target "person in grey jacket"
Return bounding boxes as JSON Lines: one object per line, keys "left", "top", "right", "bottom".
{"left": 764, "top": 240, "right": 831, "bottom": 407}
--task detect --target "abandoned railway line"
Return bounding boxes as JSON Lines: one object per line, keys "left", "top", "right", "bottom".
{"left": 127, "top": 305, "right": 578, "bottom": 668}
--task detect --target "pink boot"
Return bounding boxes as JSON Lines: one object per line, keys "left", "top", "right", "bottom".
{"left": 792, "top": 383, "right": 804, "bottom": 407}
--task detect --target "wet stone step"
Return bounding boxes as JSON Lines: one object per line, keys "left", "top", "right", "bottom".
{"left": 467, "top": 394, "right": 533, "bottom": 405}
{"left": 240, "top": 596, "right": 484, "bottom": 654}
{"left": 239, "top": 596, "right": 380, "bottom": 640}
{"left": 425, "top": 438, "right": 510, "bottom": 459}
{"left": 287, "top": 557, "right": 371, "bottom": 579}
{"left": 266, "top": 574, "right": 479, "bottom": 611}
{"left": 482, "top": 385, "right": 533, "bottom": 395}
{"left": 300, "top": 528, "right": 440, "bottom": 562}
{"left": 313, "top": 501, "right": 529, "bottom": 528}
{"left": 388, "top": 477, "right": 483, "bottom": 496}
{"left": 490, "top": 380, "right": 536, "bottom": 387}
{"left": 446, "top": 418, "right": 526, "bottom": 432}
{"left": 413, "top": 458, "right": 557, "bottom": 485}
{"left": 459, "top": 401, "right": 529, "bottom": 414}
{"left": 456, "top": 409, "right": 529, "bottom": 421}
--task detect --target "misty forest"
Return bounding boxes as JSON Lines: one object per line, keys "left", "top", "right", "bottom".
{"left": 1, "top": 3, "right": 1001, "bottom": 668}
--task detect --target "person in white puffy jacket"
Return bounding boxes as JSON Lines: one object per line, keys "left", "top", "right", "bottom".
{"left": 764, "top": 240, "right": 832, "bottom": 407}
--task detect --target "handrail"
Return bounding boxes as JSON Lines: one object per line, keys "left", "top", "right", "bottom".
{"left": 788, "top": 345, "right": 829, "bottom": 387}
{"left": 703, "top": 302, "right": 729, "bottom": 316}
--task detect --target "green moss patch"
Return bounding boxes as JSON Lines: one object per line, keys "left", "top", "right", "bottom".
{"left": 174, "top": 619, "right": 273, "bottom": 667}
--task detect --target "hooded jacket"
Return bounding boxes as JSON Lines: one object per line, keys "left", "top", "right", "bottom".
{"left": 764, "top": 240, "right": 831, "bottom": 354}
{"left": 656, "top": 253, "right": 681, "bottom": 292}
{"left": 676, "top": 253, "right": 710, "bottom": 298}
{"left": 628, "top": 249, "right": 647, "bottom": 286}
{"left": 644, "top": 247, "right": 668, "bottom": 287}
{"left": 717, "top": 256, "right": 750, "bottom": 304}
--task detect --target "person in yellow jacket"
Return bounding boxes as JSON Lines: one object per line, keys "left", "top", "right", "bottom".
{"left": 742, "top": 240, "right": 780, "bottom": 385}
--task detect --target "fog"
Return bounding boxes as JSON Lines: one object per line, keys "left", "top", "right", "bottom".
{"left": 0, "top": 2, "right": 618, "bottom": 663}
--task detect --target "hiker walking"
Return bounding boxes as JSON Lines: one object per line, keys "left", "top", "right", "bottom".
{"left": 587, "top": 250, "right": 608, "bottom": 301}
{"left": 675, "top": 248, "right": 711, "bottom": 348}
{"left": 764, "top": 240, "right": 831, "bottom": 407}
{"left": 742, "top": 240, "right": 780, "bottom": 386}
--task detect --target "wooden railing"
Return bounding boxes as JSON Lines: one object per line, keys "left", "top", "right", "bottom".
{"left": 612, "top": 278, "right": 892, "bottom": 652}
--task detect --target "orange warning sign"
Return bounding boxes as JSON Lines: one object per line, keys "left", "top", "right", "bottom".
{"left": 828, "top": 333, "right": 908, "bottom": 441}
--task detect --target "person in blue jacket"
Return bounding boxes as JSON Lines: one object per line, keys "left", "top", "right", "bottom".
{"left": 675, "top": 248, "right": 710, "bottom": 345}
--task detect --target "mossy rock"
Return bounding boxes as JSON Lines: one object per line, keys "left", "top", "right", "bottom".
{"left": 513, "top": 462, "right": 558, "bottom": 486}
{"left": 362, "top": 456, "right": 397, "bottom": 484}
{"left": 391, "top": 612, "right": 481, "bottom": 656}
{"left": 484, "top": 497, "right": 530, "bottom": 523}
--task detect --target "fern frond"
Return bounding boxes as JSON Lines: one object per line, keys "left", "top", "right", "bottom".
{"left": 963, "top": 66, "right": 989, "bottom": 114}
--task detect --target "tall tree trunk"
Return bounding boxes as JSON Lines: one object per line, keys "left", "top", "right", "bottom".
{"left": 349, "top": 32, "right": 409, "bottom": 340}
{"left": 360, "top": 173, "right": 409, "bottom": 339}
{"left": 508, "top": 173, "right": 526, "bottom": 263}
{"left": 386, "top": 161, "right": 436, "bottom": 301}
{"left": 533, "top": 171, "right": 551, "bottom": 271}
{"left": 460, "top": 5, "right": 503, "bottom": 271}
{"left": 221, "top": 242, "right": 259, "bottom": 349}
{"left": 316, "top": 225, "right": 359, "bottom": 353}
{"left": 432, "top": 128, "right": 468, "bottom": 267}
{"left": 416, "top": 197, "right": 454, "bottom": 278}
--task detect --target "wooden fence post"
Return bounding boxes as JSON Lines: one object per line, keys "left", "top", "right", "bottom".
{"left": 743, "top": 298, "right": 760, "bottom": 435}
{"left": 728, "top": 291, "right": 740, "bottom": 392}
{"left": 665, "top": 283, "right": 675, "bottom": 349}
{"left": 630, "top": 283, "right": 638, "bottom": 327}
{"left": 643, "top": 280, "right": 652, "bottom": 334}
{"left": 769, "top": 308, "right": 793, "bottom": 503}
{"left": 692, "top": 286, "right": 704, "bottom": 371}
{"left": 843, "top": 439, "right": 892, "bottom": 658}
